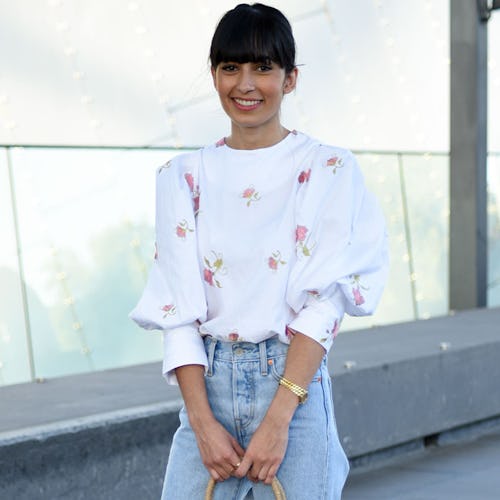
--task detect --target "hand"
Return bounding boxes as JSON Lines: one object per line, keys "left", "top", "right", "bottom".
{"left": 234, "top": 416, "right": 289, "bottom": 485}
{"left": 193, "top": 417, "right": 245, "bottom": 482}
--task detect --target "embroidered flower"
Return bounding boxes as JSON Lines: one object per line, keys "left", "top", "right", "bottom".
{"left": 203, "top": 251, "right": 226, "bottom": 288}
{"left": 175, "top": 219, "right": 194, "bottom": 239}
{"left": 351, "top": 275, "right": 369, "bottom": 306}
{"left": 332, "top": 320, "right": 340, "bottom": 338}
{"left": 184, "top": 172, "right": 201, "bottom": 215}
{"left": 307, "top": 290, "right": 320, "bottom": 298}
{"left": 184, "top": 172, "right": 194, "bottom": 192}
{"left": 325, "top": 156, "right": 344, "bottom": 174}
{"left": 285, "top": 326, "right": 296, "bottom": 340}
{"left": 161, "top": 304, "right": 176, "bottom": 317}
{"left": 215, "top": 137, "right": 225, "bottom": 147}
{"left": 268, "top": 250, "right": 286, "bottom": 271}
{"left": 228, "top": 331, "right": 239, "bottom": 342}
{"left": 203, "top": 268, "right": 214, "bottom": 286}
{"left": 298, "top": 169, "right": 311, "bottom": 183}
{"left": 241, "top": 186, "right": 261, "bottom": 206}
{"left": 295, "top": 225, "right": 308, "bottom": 242}
{"left": 295, "top": 225, "right": 315, "bottom": 257}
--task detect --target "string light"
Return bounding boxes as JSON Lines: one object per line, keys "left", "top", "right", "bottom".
{"left": 47, "top": 3, "right": 103, "bottom": 143}
{"left": 124, "top": 1, "right": 182, "bottom": 147}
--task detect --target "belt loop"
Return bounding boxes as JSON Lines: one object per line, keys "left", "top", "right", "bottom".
{"left": 259, "top": 339, "right": 268, "bottom": 376}
{"left": 206, "top": 337, "right": 217, "bottom": 377}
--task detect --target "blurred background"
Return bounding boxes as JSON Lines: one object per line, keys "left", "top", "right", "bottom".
{"left": 0, "top": 0, "right": 499, "bottom": 386}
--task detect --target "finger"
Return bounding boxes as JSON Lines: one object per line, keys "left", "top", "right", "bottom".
{"left": 258, "top": 464, "right": 271, "bottom": 482}
{"left": 209, "top": 468, "right": 221, "bottom": 482}
{"left": 233, "top": 456, "right": 252, "bottom": 478}
{"left": 214, "top": 464, "right": 231, "bottom": 481}
{"left": 263, "top": 464, "right": 279, "bottom": 485}
{"left": 249, "top": 463, "right": 262, "bottom": 483}
{"left": 231, "top": 437, "right": 245, "bottom": 458}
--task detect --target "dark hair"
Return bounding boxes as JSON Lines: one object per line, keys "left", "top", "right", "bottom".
{"left": 209, "top": 3, "right": 296, "bottom": 73}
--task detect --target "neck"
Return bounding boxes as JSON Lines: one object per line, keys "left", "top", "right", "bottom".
{"left": 225, "top": 123, "right": 289, "bottom": 150}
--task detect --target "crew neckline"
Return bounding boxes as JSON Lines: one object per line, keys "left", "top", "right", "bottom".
{"left": 217, "top": 130, "right": 298, "bottom": 153}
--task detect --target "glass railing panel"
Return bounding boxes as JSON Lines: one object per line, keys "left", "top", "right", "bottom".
{"left": 341, "top": 153, "right": 416, "bottom": 331}
{"left": 9, "top": 147, "right": 177, "bottom": 379}
{"left": 0, "top": 148, "right": 32, "bottom": 385}
{"left": 488, "top": 154, "right": 500, "bottom": 307}
{"left": 401, "top": 153, "right": 449, "bottom": 318}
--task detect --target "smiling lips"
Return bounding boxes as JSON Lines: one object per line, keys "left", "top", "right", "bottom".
{"left": 232, "top": 97, "right": 262, "bottom": 110}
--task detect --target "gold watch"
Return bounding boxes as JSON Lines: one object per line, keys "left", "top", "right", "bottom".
{"left": 279, "top": 376, "right": 308, "bottom": 404}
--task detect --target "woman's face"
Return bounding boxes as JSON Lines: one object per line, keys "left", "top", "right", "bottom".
{"left": 211, "top": 61, "right": 297, "bottom": 133}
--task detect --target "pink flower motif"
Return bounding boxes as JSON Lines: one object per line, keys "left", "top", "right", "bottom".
{"left": 295, "top": 225, "right": 308, "bottom": 242}
{"left": 268, "top": 251, "right": 286, "bottom": 271}
{"left": 325, "top": 156, "right": 344, "bottom": 174}
{"left": 161, "top": 304, "right": 176, "bottom": 317}
{"left": 203, "top": 251, "right": 226, "bottom": 287}
{"left": 193, "top": 195, "right": 200, "bottom": 213}
{"left": 285, "top": 326, "right": 296, "bottom": 339}
{"left": 352, "top": 287, "right": 365, "bottom": 306}
{"left": 184, "top": 172, "right": 194, "bottom": 192}
{"left": 215, "top": 137, "right": 225, "bottom": 147}
{"left": 241, "top": 186, "right": 261, "bottom": 206}
{"left": 298, "top": 169, "right": 311, "bottom": 183}
{"left": 175, "top": 219, "right": 193, "bottom": 239}
{"left": 204, "top": 268, "right": 214, "bottom": 286}
{"left": 332, "top": 320, "right": 340, "bottom": 338}
{"left": 243, "top": 187, "right": 255, "bottom": 198}
{"left": 228, "top": 332, "right": 239, "bottom": 342}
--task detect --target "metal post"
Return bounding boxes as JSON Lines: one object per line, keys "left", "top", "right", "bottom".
{"left": 449, "top": 0, "right": 488, "bottom": 309}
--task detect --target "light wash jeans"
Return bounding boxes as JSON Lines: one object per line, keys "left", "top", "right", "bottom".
{"left": 161, "top": 336, "right": 349, "bottom": 499}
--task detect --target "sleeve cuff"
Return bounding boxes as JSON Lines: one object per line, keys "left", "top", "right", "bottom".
{"left": 288, "top": 296, "right": 344, "bottom": 353}
{"left": 162, "top": 325, "right": 208, "bottom": 385}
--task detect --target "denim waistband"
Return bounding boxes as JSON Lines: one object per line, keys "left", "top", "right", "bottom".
{"left": 203, "top": 335, "right": 288, "bottom": 376}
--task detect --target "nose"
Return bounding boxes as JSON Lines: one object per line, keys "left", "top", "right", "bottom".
{"left": 236, "top": 65, "right": 255, "bottom": 93}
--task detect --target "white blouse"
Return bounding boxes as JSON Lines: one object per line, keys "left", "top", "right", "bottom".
{"left": 130, "top": 131, "right": 389, "bottom": 384}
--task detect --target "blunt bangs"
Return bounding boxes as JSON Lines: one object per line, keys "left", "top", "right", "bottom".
{"left": 210, "top": 3, "right": 296, "bottom": 73}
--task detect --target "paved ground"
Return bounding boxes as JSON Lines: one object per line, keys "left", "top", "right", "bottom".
{"left": 343, "top": 429, "right": 500, "bottom": 499}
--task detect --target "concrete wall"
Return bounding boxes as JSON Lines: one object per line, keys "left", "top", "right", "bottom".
{"left": 1, "top": 307, "right": 499, "bottom": 499}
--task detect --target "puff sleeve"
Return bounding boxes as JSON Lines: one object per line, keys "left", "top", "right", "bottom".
{"left": 129, "top": 154, "right": 208, "bottom": 384}
{"left": 286, "top": 147, "right": 389, "bottom": 352}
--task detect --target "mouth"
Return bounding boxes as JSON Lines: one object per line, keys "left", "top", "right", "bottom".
{"left": 232, "top": 98, "right": 262, "bottom": 110}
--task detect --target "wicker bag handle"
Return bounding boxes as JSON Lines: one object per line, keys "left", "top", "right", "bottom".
{"left": 204, "top": 477, "right": 286, "bottom": 500}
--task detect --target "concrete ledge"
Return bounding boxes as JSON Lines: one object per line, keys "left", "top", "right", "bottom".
{"left": 1, "top": 307, "right": 499, "bottom": 499}
{"left": 329, "top": 307, "right": 500, "bottom": 458}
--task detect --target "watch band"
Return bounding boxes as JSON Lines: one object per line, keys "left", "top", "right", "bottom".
{"left": 279, "top": 376, "right": 308, "bottom": 404}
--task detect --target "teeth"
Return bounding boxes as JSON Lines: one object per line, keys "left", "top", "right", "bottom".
{"left": 234, "top": 98, "right": 260, "bottom": 106}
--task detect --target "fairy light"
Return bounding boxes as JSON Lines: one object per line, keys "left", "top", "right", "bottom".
{"left": 125, "top": 2, "right": 183, "bottom": 147}
{"left": 47, "top": 3, "right": 103, "bottom": 143}
{"left": 19, "top": 165, "right": 95, "bottom": 371}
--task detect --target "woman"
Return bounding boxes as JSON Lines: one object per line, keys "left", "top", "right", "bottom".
{"left": 130, "top": 3, "right": 388, "bottom": 499}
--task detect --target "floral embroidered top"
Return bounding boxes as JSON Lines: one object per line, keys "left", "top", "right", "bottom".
{"left": 129, "top": 131, "right": 389, "bottom": 384}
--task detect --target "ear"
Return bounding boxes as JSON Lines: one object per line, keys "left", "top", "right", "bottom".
{"left": 211, "top": 67, "right": 217, "bottom": 90}
{"left": 283, "top": 67, "right": 298, "bottom": 95}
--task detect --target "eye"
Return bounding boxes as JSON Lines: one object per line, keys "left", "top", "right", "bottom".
{"left": 221, "top": 63, "right": 238, "bottom": 72}
{"left": 256, "top": 63, "right": 273, "bottom": 72}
